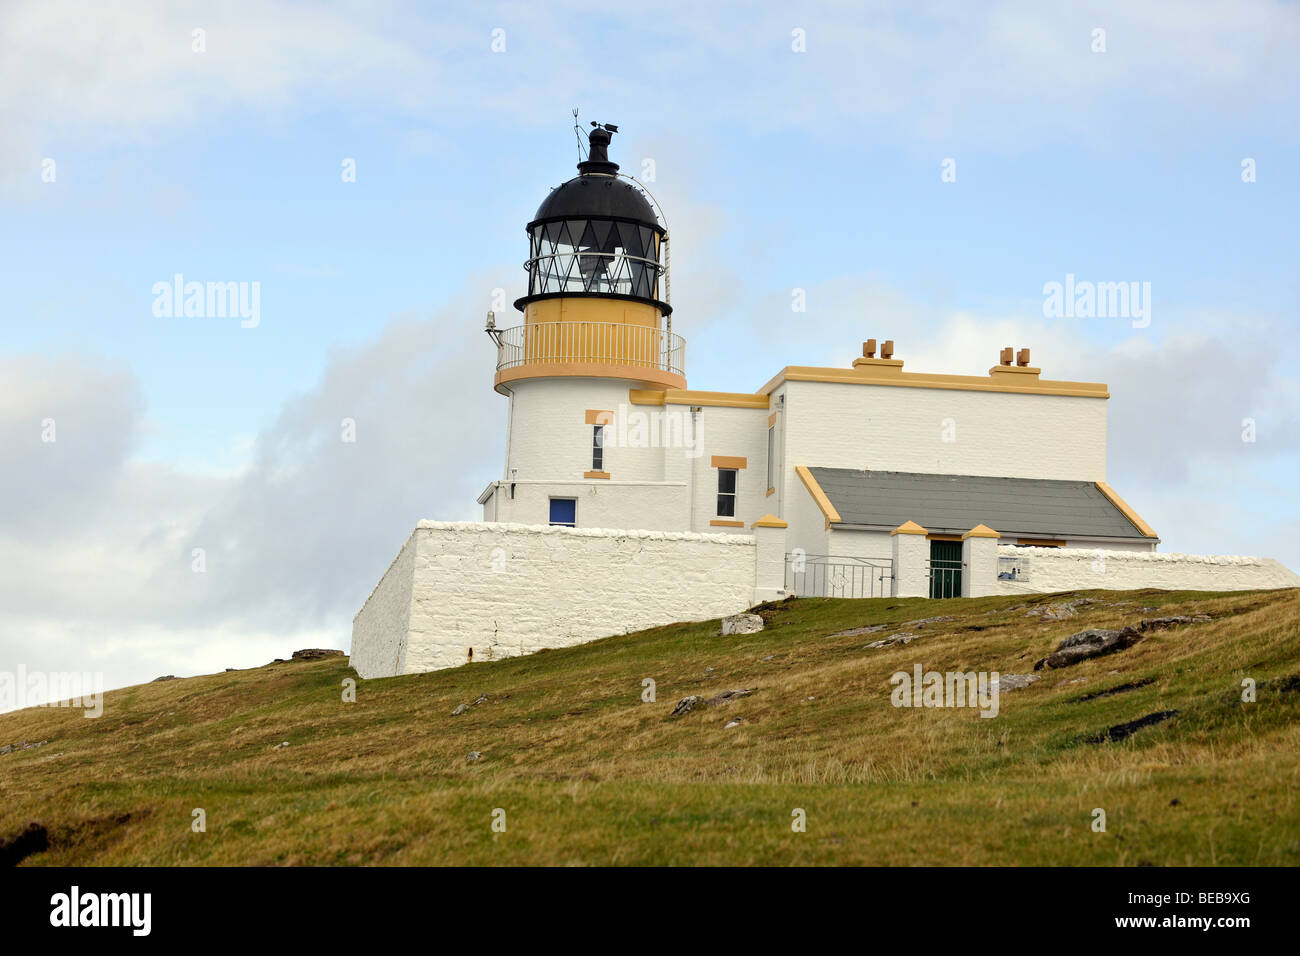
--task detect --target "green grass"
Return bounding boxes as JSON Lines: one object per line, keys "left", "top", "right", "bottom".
{"left": 2, "top": 588, "right": 1298, "bottom": 865}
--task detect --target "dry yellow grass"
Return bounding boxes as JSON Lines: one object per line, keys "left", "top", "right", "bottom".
{"left": 2, "top": 588, "right": 1298, "bottom": 865}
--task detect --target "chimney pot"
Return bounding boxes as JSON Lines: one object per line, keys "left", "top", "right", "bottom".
{"left": 881, "top": 340, "right": 895, "bottom": 359}
{"left": 863, "top": 338, "right": 876, "bottom": 358}
{"left": 1017, "top": 347, "right": 1031, "bottom": 367}
{"left": 1000, "top": 346, "right": 1013, "bottom": 366}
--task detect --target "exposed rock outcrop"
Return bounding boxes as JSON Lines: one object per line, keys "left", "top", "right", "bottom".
{"left": 671, "top": 696, "right": 701, "bottom": 716}
{"left": 1035, "top": 614, "right": 1210, "bottom": 670}
{"left": 1035, "top": 627, "right": 1143, "bottom": 670}
{"left": 721, "top": 613, "right": 765, "bottom": 635}
{"left": 292, "top": 648, "right": 345, "bottom": 661}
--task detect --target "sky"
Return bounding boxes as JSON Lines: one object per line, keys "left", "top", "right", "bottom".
{"left": 2, "top": 0, "right": 1298, "bottom": 705}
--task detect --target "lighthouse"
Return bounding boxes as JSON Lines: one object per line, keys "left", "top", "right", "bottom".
{"left": 348, "top": 120, "right": 1293, "bottom": 680}
{"left": 480, "top": 124, "right": 695, "bottom": 531}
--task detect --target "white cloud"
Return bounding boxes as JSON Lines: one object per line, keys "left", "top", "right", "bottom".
{"left": 4, "top": 0, "right": 1296, "bottom": 196}
{"left": 0, "top": 289, "right": 506, "bottom": 707}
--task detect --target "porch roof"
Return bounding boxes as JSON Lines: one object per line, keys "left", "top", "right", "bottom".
{"left": 806, "top": 468, "right": 1156, "bottom": 541}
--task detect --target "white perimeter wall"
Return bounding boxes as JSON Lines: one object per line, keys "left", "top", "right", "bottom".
{"left": 993, "top": 545, "right": 1300, "bottom": 595}
{"left": 350, "top": 531, "right": 417, "bottom": 679}
{"left": 351, "top": 520, "right": 757, "bottom": 677}
{"left": 997, "top": 536, "right": 1156, "bottom": 553}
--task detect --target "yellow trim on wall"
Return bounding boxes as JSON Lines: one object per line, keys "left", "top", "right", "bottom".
{"left": 1017, "top": 537, "right": 1065, "bottom": 547}
{"left": 795, "top": 465, "right": 841, "bottom": 524}
{"left": 712, "top": 455, "right": 747, "bottom": 470}
{"left": 497, "top": 361, "right": 685, "bottom": 392}
{"left": 750, "top": 514, "right": 788, "bottom": 529}
{"left": 891, "top": 520, "right": 929, "bottom": 536}
{"left": 710, "top": 519, "right": 745, "bottom": 528}
{"left": 926, "top": 533, "right": 963, "bottom": 542}
{"left": 628, "top": 388, "right": 770, "bottom": 409}
{"left": 583, "top": 471, "right": 610, "bottom": 480}
{"left": 767, "top": 412, "right": 779, "bottom": 427}
{"left": 1094, "top": 481, "right": 1158, "bottom": 537}
{"left": 756, "top": 365, "right": 1109, "bottom": 399}
{"left": 585, "top": 409, "right": 614, "bottom": 425}
{"left": 766, "top": 486, "right": 776, "bottom": 497}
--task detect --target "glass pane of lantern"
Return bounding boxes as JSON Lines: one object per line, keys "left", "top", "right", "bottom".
{"left": 554, "top": 253, "right": 573, "bottom": 289}
{"left": 617, "top": 221, "right": 641, "bottom": 257}
{"left": 544, "top": 221, "right": 563, "bottom": 249}
{"left": 590, "top": 219, "right": 614, "bottom": 251}
{"left": 565, "top": 220, "right": 587, "bottom": 251}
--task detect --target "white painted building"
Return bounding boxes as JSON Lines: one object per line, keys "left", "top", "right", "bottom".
{"left": 350, "top": 125, "right": 1298, "bottom": 677}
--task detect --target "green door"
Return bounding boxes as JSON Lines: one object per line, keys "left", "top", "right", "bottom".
{"left": 929, "top": 540, "right": 963, "bottom": 598}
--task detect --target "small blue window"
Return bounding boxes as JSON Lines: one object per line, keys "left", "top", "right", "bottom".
{"left": 549, "top": 498, "right": 577, "bottom": 527}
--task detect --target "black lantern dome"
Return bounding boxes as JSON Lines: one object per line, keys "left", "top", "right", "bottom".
{"left": 515, "top": 124, "right": 669, "bottom": 314}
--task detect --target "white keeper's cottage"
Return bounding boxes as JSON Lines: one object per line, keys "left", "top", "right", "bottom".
{"left": 350, "top": 125, "right": 1299, "bottom": 678}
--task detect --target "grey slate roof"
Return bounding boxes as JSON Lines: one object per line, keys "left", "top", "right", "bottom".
{"left": 807, "top": 468, "right": 1150, "bottom": 540}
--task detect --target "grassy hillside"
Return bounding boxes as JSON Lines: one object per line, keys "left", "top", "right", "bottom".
{"left": 2, "top": 588, "right": 1298, "bottom": 866}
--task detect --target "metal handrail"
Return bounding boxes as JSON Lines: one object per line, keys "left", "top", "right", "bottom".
{"left": 494, "top": 321, "right": 686, "bottom": 377}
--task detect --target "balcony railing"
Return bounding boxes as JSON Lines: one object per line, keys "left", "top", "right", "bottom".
{"left": 494, "top": 321, "right": 686, "bottom": 378}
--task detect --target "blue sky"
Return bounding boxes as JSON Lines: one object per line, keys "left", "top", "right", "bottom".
{"left": 2, "top": 0, "right": 1298, "bottom": 698}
